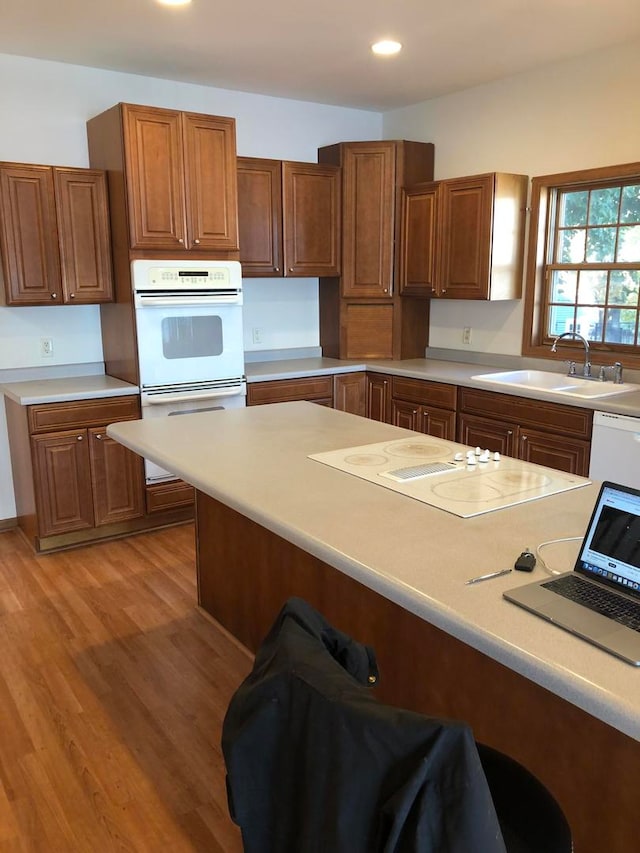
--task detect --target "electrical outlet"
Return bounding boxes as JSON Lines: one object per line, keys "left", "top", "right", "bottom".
{"left": 462, "top": 327, "right": 472, "bottom": 345}
{"left": 252, "top": 327, "right": 263, "bottom": 345}
{"left": 41, "top": 337, "right": 54, "bottom": 358}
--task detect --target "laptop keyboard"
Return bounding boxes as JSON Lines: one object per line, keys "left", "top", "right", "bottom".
{"left": 543, "top": 574, "right": 640, "bottom": 632}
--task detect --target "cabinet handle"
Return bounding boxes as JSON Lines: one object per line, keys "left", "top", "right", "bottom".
{"left": 51, "top": 293, "right": 58, "bottom": 299}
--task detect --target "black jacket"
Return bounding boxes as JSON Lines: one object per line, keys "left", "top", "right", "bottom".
{"left": 222, "top": 597, "right": 506, "bottom": 853}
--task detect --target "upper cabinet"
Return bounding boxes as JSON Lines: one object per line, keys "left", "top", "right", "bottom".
{"left": 400, "top": 172, "right": 528, "bottom": 300}
{"left": 0, "top": 162, "right": 113, "bottom": 306}
{"left": 87, "top": 103, "right": 239, "bottom": 255}
{"left": 317, "top": 140, "right": 435, "bottom": 359}
{"left": 237, "top": 157, "right": 340, "bottom": 277}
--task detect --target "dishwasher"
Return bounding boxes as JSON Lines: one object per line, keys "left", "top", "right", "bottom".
{"left": 589, "top": 411, "right": 640, "bottom": 488}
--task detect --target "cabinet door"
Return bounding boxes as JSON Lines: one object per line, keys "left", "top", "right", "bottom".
{"left": 89, "top": 428, "right": 145, "bottom": 526}
{"left": 392, "top": 399, "right": 420, "bottom": 431}
{"left": 54, "top": 168, "right": 113, "bottom": 303}
{"left": 457, "top": 413, "right": 517, "bottom": 457}
{"left": 517, "top": 428, "right": 590, "bottom": 476}
{"left": 282, "top": 161, "right": 341, "bottom": 277}
{"left": 400, "top": 184, "right": 439, "bottom": 296}
{"left": 122, "top": 104, "right": 187, "bottom": 250}
{"left": 341, "top": 143, "right": 395, "bottom": 298}
{"left": 237, "top": 157, "right": 283, "bottom": 276}
{"left": 182, "top": 112, "right": 239, "bottom": 250}
{"left": 438, "top": 174, "right": 493, "bottom": 298}
{"left": 366, "top": 373, "right": 392, "bottom": 423}
{"left": 31, "top": 430, "right": 94, "bottom": 536}
{"left": 333, "top": 372, "right": 366, "bottom": 416}
{"left": 421, "top": 407, "right": 456, "bottom": 440}
{"left": 0, "top": 163, "right": 61, "bottom": 304}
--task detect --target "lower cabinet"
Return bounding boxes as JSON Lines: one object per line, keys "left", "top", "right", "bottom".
{"left": 457, "top": 388, "right": 592, "bottom": 476}
{"left": 390, "top": 376, "right": 457, "bottom": 440}
{"left": 247, "top": 375, "right": 334, "bottom": 407}
{"left": 5, "top": 395, "right": 192, "bottom": 552}
{"left": 366, "top": 373, "right": 393, "bottom": 422}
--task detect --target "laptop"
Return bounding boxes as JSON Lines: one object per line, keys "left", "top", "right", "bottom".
{"left": 504, "top": 481, "right": 640, "bottom": 666}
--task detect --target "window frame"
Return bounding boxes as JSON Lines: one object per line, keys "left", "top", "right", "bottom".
{"left": 522, "top": 160, "right": 640, "bottom": 371}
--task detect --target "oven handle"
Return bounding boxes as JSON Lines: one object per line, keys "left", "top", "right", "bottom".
{"left": 142, "top": 388, "right": 245, "bottom": 405}
{"left": 135, "top": 294, "right": 241, "bottom": 307}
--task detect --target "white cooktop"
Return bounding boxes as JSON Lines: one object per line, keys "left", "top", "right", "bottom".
{"left": 309, "top": 436, "right": 590, "bottom": 517}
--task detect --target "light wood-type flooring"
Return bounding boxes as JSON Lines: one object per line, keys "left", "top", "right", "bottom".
{"left": 0, "top": 523, "right": 253, "bottom": 852}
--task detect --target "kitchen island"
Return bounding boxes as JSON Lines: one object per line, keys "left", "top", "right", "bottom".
{"left": 108, "top": 402, "right": 640, "bottom": 853}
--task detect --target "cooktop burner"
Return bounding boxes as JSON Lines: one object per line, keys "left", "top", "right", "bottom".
{"left": 309, "top": 436, "right": 589, "bottom": 517}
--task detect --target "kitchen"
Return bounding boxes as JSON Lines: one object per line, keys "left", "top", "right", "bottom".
{"left": 0, "top": 3, "right": 640, "bottom": 849}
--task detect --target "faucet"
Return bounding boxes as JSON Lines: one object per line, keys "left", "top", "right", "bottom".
{"left": 550, "top": 331, "right": 591, "bottom": 377}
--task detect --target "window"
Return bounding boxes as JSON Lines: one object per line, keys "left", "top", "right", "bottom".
{"left": 523, "top": 162, "right": 640, "bottom": 369}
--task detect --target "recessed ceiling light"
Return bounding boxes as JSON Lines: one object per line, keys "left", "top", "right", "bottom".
{"left": 371, "top": 40, "right": 402, "bottom": 57}
{"left": 157, "top": 0, "right": 192, "bottom": 6}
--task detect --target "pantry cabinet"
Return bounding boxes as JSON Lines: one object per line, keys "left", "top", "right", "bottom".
{"left": 457, "top": 387, "right": 592, "bottom": 475}
{"left": 318, "top": 140, "right": 435, "bottom": 359}
{"left": 87, "top": 103, "right": 239, "bottom": 254}
{"left": 0, "top": 162, "right": 113, "bottom": 305}
{"left": 400, "top": 172, "right": 528, "bottom": 300}
{"left": 237, "top": 157, "right": 340, "bottom": 277}
{"left": 5, "top": 396, "right": 147, "bottom": 552}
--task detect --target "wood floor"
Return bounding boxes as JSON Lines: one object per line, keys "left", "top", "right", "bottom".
{"left": 0, "top": 523, "right": 253, "bottom": 852}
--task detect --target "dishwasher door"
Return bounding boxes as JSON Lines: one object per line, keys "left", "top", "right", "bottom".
{"left": 589, "top": 411, "right": 640, "bottom": 488}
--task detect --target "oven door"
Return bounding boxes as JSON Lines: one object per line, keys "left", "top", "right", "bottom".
{"left": 134, "top": 296, "right": 245, "bottom": 388}
{"left": 140, "top": 381, "right": 246, "bottom": 484}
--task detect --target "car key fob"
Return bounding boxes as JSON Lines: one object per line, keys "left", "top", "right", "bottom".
{"left": 515, "top": 550, "right": 536, "bottom": 572}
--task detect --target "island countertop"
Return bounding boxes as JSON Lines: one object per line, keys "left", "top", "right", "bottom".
{"left": 107, "top": 401, "right": 638, "bottom": 741}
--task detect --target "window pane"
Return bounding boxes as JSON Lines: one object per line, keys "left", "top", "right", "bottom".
{"left": 609, "top": 270, "right": 640, "bottom": 305}
{"left": 604, "top": 308, "right": 637, "bottom": 344}
{"left": 559, "top": 191, "right": 588, "bottom": 227}
{"left": 586, "top": 226, "right": 616, "bottom": 262}
{"left": 558, "top": 228, "right": 585, "bottom": 262}
{"left": 548, "top": 304, "right": 576, "bottom": 336}
{"left": 578, "top": 270, "right": 607, "bottom": 303}
{"left": 620, "top": 185, "right": 640, "bottom": 223}
{"left": 616, "top": 225, "right": 640, "bottom": 262}
{"left": 576, "top": 305, "right": 602, "bottom": 340}
{"left": 550, "top": 269, "right": 577, "bottom": 302}
{"left": 588, "top": 187, "right": 621, "bottom": 225}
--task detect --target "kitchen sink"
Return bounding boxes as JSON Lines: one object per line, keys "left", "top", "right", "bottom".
{"left": 471, "top": 369, "right": 638, "bottom": 399}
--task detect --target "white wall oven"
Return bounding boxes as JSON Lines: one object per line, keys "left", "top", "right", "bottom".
{"left": 131, "top": 259, "right": 246, "bottom": 484}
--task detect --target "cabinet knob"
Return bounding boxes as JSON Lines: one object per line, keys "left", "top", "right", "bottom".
{"left": 77, "top": 435, "right": 83, "bottom": 441}
{"left": 194, "top": 239, "right": 200, "bottom": 245}
{"left": 507, "top": 430, "right": 514, "bottom": 436}
{"left": 51, "top": 293, "right": 58, "bottom": 299}
{"left": 178, "top": 238, "right": 184, "bottom": 244}
{"left": 289, "top": 268, "right": 294, "bottom": 272}
{"left": 70, "top": 293, "right": 75, "bottom": 298}
{"left": 95, "top": 433, "right": 103, "bottom": 440}
{"left": 521, "top": 435, "right": 528, "bottom": 442}
{"left": 274, "top": 267, "right": 280, "bottom": 272}
{"left": 383, "top": 288, "right": 389, "bottom": 293}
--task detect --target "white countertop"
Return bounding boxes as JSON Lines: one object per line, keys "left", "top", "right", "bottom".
{"left": 0, "top": 374, "right": 139, "bottom": 405}
{"left": 107, "top": 401, "right": 640, "bottom": 742}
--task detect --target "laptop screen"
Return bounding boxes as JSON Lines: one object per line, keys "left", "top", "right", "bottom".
{"left": 576, "top": 481, "right": 640, "bottom": 596}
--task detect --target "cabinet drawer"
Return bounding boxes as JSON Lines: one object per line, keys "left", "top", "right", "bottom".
{"left": 146, "top": 480, "right": 195, "bottom": 514}
{"left": 392, "top": 376, "right": 456, "bottom": 410}
{"left": 459, "top": 388, "right": 592, "bottom": 440}
{"left": 28, "top": 396, "right": 140, "bottom": 434}
{"left": 247, "top": 376, "right": 333, "bottom": 405}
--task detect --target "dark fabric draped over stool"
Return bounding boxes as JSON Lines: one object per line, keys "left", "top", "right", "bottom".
{"left": 222, "top": 597, "right": 507, "bottom": 853}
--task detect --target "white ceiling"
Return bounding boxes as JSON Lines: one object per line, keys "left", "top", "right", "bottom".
{"left": 2, "top": 0, "right": 640, "bottom": 111}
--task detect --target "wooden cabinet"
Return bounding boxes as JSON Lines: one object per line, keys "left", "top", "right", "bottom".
{"left": 333, "top": 372, "right": 366, "bottom": 416}
{"left": 390, "top": 376, "right": 457, "bottom": 439}
{"left": 87, "top": 103, "right": 239, "bottom": 254}
{"left": 366, "top": 373, "right": 393, "bottom": 423}
{"left": 457, "top": 387, "right": 592, "bottom": 475}
{"left": 318, "top": 140, "right": 435, "bottom": 359}
{"left": 0, "top": 162, "right": 113, "bottom": 305}
{"left": 237, "top": 157, "right": 340, "bottom": 277}
{"left": 247, "top": 375, "right": 334, "bottom": 407}
{"left": 4, "top": 396, "right": 148, "bottom": 551}
{"left": 400, "top": 172, "right": 528, "bottom": 301}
